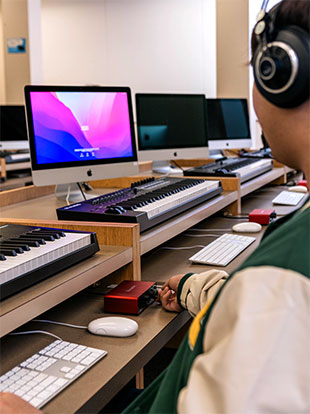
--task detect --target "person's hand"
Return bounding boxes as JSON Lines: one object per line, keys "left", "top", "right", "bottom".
{"left": 0, "top": 393, "right": 41, "bottom": 414}
{"left": 158, "top": 274, "right": 185, "bottom": 312}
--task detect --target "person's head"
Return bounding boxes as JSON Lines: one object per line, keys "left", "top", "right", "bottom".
{"left": 251, "top": 0, "right": 310, "bottom": 180}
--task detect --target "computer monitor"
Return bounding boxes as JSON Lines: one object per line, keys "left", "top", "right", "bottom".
{"left": 24, "top": 85, "right": 138, "bottom": 200}
{"left": 0, "top": 105, "right": 29, "bottom": 151}
{"left": 135, "top": 93, "right": 209, "bottom": 174}
{"left": 205, "top": 98, "right": 252, "bottom": 152}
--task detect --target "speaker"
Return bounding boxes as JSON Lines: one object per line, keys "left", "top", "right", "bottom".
{"left": 253, "top": 2, "right": 310, "bottom": 108}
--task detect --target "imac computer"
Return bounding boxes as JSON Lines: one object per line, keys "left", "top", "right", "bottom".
{"left": 205, "top": 98, "right": 252, "bottom": 156}
{"left": 24, "top": 85, "right": 138, "bottom": 201}
{"left": 135, "top": 93, "right": 209, "bottom": 174}
{"left": 0, "top": 105, "right": 29, "bottom": 151}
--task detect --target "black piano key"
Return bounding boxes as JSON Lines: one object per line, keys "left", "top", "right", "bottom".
{"left": 9, "top": 238, "right": 40, "bottom": 247}
{"left": 29, "top": 230, "right": 62, "bottom": 239}
{"left": 0, "top": 249, "right": 17, "bottom": 256}
{"left": 0, "top": 242, "right": 30, "bottom": 251}
{"left": 0, "top": 244, "right": 24, "bottom": 254}
{"left": 0, "top": 254, "right": 6, "bottom": 261}
{"left": 17, "top": 236, "right": 46, "bottom": 244}
{"left": 27, "top": 234, "right": 55, "bottom": 241}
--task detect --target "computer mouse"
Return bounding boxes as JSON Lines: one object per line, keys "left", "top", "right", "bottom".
{"left": 87, "top": 316, "right": 138, "bottom": 337}
{"left": 232, "top": 222, "right": 262, "bottom": 233}
{"left": 288, "top": 186, "right": 308, "bottom": 193}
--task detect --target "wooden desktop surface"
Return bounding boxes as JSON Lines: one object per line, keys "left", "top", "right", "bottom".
{"left": 1, "top": 180, "right": 306, "bottom": 413}
{"left": 1, "top": 293, "right": 190, "bottom": 413}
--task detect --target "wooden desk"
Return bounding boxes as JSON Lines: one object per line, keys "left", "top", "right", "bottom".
{"left": 0, "top": 178, "right": 304, "bottom": 412}
{"left": 1, "top": 293, "right": 190, "bottom": 413}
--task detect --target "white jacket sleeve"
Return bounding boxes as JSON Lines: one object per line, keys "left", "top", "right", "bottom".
{"left": 178, "top": 266, "right": 310, "bottom": 414}
{"left": 178, "top": 270, "right": 229, "bottom": 317}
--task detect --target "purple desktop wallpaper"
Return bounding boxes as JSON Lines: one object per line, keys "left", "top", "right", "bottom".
{"left": 29, "top": 91, "right": 134, "bottom": 164}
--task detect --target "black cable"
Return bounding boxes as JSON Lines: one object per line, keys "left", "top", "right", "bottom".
{"left": 77, "top": 182, "right": 87, "bottom": 201}
{"left": 170, "top": 160, "right": 185, "bottom": 172}
{"left": 221, "top": 214, "right": 249, "bottom": 219}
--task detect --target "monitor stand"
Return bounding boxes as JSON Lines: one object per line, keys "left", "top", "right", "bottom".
{"left": 152, "top": 160, "right": 183, "bottom": 175}
{"left": 56, "top": 183, "right": 97, "bottom": 203}
{"left": 208, "top": 150, "right": 226, "bottom": 161}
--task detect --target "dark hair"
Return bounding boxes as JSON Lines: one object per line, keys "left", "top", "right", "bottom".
{"left": 251, "top": 0, "right": 310, "bottom": 61}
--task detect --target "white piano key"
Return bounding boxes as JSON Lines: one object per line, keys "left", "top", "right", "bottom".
{"left": 134, "top": 180, "right": 219, "bottom": 219}
{"left": 0, "top": 233, "right": 91, "bottom": 284}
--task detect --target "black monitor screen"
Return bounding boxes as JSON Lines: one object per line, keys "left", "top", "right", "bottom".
{"left": 205, "top": 98, "right": 250, "bottom": 140}
{"left": 0, "top": 105, "right": 28, "bottom": 142}
{"left": 136, "top": 94, "right": 207, "bottom": 150}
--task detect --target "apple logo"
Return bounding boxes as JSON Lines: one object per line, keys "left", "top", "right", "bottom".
{"left": 87, "top": 169, "right": 93, "bottom": 177}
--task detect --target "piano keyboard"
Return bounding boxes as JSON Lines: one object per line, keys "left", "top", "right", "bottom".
{"left": 184, "top": 158, "right": 273, "bottom": 183}
{"left": 56, "top": 177, "right": 223, "bottom": 232}
{"left": 0, "top": 224, "right": 99, "bottom": 300}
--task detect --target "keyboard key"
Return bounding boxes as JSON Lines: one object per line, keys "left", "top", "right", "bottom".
{"left": 189, "top": 233, "right": 256, "bottom": 266}
{"left": 0, "top": 340, "right": 107, "bottom": 409}
{"left": 272, "top": 190, "right": 305, "bottom": 206}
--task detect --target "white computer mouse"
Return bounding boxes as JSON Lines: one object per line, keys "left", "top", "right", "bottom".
{"left": 87, "top": 316, "right": 138, "bottom": 337}
{"left": 288, "top": 186, "right": 308, "bottom": 193}
{"left": 232, "top": 222, "right": 262, "bottom": 233}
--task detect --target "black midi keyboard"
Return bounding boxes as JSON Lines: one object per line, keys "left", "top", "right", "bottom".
{"left": 184, "top": 157, "right": 273, "bottom": 183}
{"left": 57, "top": 177, "right": 222, "bottom": 232}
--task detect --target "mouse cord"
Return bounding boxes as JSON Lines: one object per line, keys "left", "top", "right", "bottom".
{"left": 183, "top": 233, "right": 223, "bottom": 238}
{"left": 188, "top": 228, "right": 232, "bottom": 232}
{"left": 159, "top": 245, "right": 205, "bottom": 250}
{"left": 9, "top": 330, "right": 62, "bottom": 341}
{"left": 32, "top": 319, "right": 87, "bottom": 329}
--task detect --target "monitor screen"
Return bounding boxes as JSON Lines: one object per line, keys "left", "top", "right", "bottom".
{"left": 24, "top": 85, "right": 138, "bottom": 186}
{"left": 136, "top": 94, "right": 209, "bottom": 163}
{"left": 205, "top": 98, "right": 252, "bottom": 150}
{"left": 0, "top": 105, "right": 29, "bottom": 150}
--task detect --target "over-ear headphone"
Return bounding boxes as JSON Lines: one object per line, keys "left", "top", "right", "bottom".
{"left": 253, "top": 0, "right": 310, "bottom": 108}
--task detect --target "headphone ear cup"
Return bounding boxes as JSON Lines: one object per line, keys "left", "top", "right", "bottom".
{"left": 253, "top": 26, "right": 310, "bottom": 108}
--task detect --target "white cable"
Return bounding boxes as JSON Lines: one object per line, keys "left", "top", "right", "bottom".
{"left": 187, "top": 228, "right": 232, "bottom": 232}
{"left": 9, "top": 330, "right": 62, "bottom": 341}
{"left": 66, "top": 185, "right": 71, "bottom": 206}
{"left": 183, "top": 234, "right": 221, "bottom": 238}
{"left": 160, "top": 245, "right": 205, "bottom": 250}
{"left": 33, "top": 319, "right": 87, "bottom": 329}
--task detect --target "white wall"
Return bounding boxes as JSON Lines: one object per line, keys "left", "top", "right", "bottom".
{"left": 40, "top": 0, "right": 216, "bottom": 103}
{"left": 248, "top": 0, "right": 280, "bottom": 148}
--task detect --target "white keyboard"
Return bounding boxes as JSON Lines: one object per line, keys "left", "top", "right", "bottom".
{"left": 272, "top": 190, "right": 305, "bottom": 206}
{"left": 0, "top": 340, "right": 107, "bottom": 409}
{"left": 189, "top": 233, "right": 256, "bottom": 266}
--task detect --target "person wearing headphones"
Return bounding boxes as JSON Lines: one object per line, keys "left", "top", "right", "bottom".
{"left": 0, "top": 0, "right": 309, "bottom": 413}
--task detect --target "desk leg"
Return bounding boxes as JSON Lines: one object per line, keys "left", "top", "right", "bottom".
{"left": 135, "top": 368, "right": 144, "bottom": 389}
{"left": 225, "top": 199, "right": 241, "bottom": 216}
{"left": 0, "top": 158, "right": 6, "bottom": 180}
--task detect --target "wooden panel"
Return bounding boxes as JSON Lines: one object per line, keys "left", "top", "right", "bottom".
{"left": 0, "top": 218, "right": 138, "bottom": 246}
{"left": 0, "top": 184, "right": 56, "bottom": 207}
{"left": 90, "top": 175, "right": 152, "bottom": 189}
{"left": 175, "top": 158, "right": 215, "bottom": 167}
{"left": 179, "top": 175, "right": 240, "bottom": 192}
{"left": 0, "top": 158, "right": 6, "bottom": 179}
